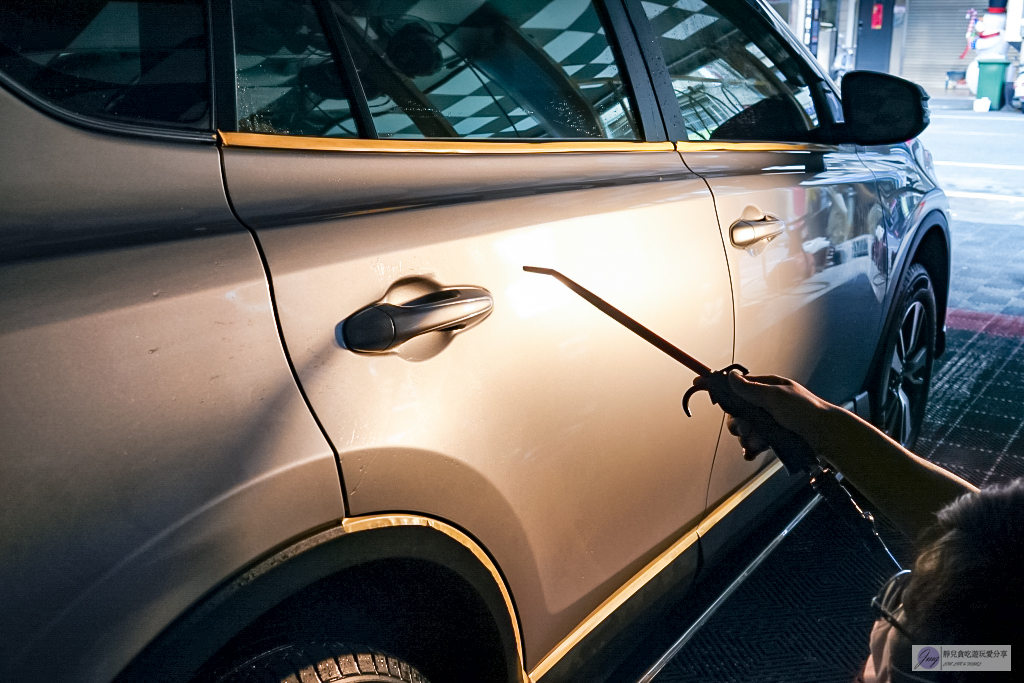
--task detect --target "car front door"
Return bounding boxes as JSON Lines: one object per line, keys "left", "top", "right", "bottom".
{"left": 218, "top": 0, "right": 733, "bottom": 672}
{"left": 626, "top": 0, "right": 889, "bottom": 510}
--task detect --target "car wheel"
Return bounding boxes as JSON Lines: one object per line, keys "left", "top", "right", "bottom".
{"left": 213, "top": 641, "right": 430, "bottom": 683}
{"left": 873, "top": 263, "right": 937, "bottom": 448}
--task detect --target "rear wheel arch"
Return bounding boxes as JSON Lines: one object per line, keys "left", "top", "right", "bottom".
{"left": 115, "top": 518, "right": 525, "bottom": 683}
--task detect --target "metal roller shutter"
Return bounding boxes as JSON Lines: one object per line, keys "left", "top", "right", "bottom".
{"left": 902, "top": 0, "right": 1019, "bottom": 93}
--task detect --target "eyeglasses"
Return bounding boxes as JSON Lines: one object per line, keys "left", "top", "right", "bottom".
{"left": 871, "top": 569, "right": 916, "bottom": 642}
{"left": 872, "top": 571, "right": 946, "bottom": 683}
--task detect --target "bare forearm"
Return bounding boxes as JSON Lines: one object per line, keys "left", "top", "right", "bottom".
{"left": 723, "top": 372, "right": 978, "bottom": 542}
{"left": 808, "top": 406, "right": 978, "bottom": 542}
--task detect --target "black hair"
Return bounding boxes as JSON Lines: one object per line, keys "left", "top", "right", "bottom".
{"left": 897, "top": 478, "right": 1024, "bottom": 680}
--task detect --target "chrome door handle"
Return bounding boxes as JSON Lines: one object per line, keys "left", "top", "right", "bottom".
{"left": 730, "top": 216, "right": 785, "bottom": 248}
{"left": 341, "top": 287, "right": 493, "bottom": 353}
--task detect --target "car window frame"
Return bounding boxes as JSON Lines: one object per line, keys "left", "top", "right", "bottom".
{"left": 212, "top": 0, "right": 668, "bottom": 143}
{"left": 747, "top": 0, "right": 847, "bottom": 131}
{"left": 621, "top": 0, "right": 845, "bottom": 144}
{"left": 0, "top": 0, "right": 218, "bottom": 144}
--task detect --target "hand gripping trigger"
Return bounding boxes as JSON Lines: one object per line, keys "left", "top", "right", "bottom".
{"left": 682, "top": 364, "right": 750, "bottom": 417}
{"left": 684, "top": 364, "right": 818, "bottom": 474}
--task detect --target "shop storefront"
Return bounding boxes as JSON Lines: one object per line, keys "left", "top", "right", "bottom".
{"left": 903, "top": 0, "right": 1020, "bottom": 94}
{"left": 768, "top": 0, "right": 1021, "bottom": 97}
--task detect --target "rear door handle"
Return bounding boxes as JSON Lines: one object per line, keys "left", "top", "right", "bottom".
{"left": 341, "top": 287, "right": 493, "bottom": 353}
{"left": 730, "top": 216, "right": 785, "bottom": 248}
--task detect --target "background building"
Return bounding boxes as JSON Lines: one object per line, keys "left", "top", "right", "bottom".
{"left": 766, "top": 0, "right": 1022, "bottom": 96}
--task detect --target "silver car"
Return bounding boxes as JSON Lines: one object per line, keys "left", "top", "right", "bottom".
{"left": 0, "top": 1, "right": 948, "bottom": 682}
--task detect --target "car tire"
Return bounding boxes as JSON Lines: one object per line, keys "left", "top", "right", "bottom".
{"left": 872, "top": 263, "right": 937, "bottom": 448}
{"left": 213, "top": 641, "right": 430, "bottom": 683}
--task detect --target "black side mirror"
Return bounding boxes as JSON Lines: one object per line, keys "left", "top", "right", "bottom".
{"left": 837, "top": 71, "right": 930, "bottom": 145}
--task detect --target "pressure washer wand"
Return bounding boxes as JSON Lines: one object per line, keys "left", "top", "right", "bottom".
{"left": 523, "top": 266, "right": 902, "bottom": 568}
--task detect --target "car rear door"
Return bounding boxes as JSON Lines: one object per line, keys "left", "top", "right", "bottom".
{"left": 217, "top": 0, "right": 734, "bottom": 671}
{"left": 0, "top": 2, "right": 341, "bottom": 679}
{"left": 624, "top": 0, "right": 889, "bottom": 511}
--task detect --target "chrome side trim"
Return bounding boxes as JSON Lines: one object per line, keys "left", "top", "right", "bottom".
{"left": 219, "top": 131, "right": 675, "bottom": 154}
{"left": 636, "top": 493, "right": 823, "bottom": 683}
{"left": 531, "top": 460, "right": 786, "bottom": 681}
{"left": 342, "top": 514, "right": 529, "bottom": 683}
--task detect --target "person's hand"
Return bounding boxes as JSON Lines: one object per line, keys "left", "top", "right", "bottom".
{"left": 725, "top": 372, "right": 834, "bottom": 460}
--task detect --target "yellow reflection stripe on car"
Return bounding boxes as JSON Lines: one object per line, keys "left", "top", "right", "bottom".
{"left": 529, "top": 529, "right": 701, "bottom": 681}
{"left": 675, "top": 141, "right": 834, "bottom": 153}
{"left": 696, "top": 460, "right": 785, "bottom": 537}
{"left": 530, "top": 459, "right": 785, "bottom": 681}
{"left": 219, "top": 131, "right": 676, "bottom": 154}
{"left": 341, "top": 514, "right": 530, "bottom": 683}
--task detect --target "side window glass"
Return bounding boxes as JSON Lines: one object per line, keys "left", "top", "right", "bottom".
{"left": 330, "top": 0, "right": 639, "bottom": 139}
{"left": 640, "top": 0, "right": 819, "bottom": 141}
{"left": 0, "top": 0, "right": 210, "bottom": 130}
{"left": 233, "top": 0, "right": 358, "bottom": 137}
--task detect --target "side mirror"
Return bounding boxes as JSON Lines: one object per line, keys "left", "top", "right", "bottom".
{"left": 837, "top": 71, "right": 930, "bottom": 145}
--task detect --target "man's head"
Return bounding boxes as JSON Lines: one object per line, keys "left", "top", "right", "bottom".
{"left": 883, "top": 478, "right": 1024, "bottom": 681}
{"left": 902, "top": 478, "right": 1024, "bottom": 645}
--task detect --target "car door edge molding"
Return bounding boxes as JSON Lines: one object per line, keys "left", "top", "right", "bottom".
{"left": 219, "top": 131, "right": 675, "bottom": 154}
{"left": 529, "top": 460, "right": 784, "bottom": 681}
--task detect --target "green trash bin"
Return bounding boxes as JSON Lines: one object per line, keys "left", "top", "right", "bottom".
{"left": 977, "top": 60, "right": 1011, "bottom": 110}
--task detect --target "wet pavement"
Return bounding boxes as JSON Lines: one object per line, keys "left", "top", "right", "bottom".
{"left": 606, "top": 107, "right": 1024, "bottom": 683}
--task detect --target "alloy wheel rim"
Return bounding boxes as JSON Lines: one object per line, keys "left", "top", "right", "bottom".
{"left": 883, "top": 300, "right": 929, "bottom": 446}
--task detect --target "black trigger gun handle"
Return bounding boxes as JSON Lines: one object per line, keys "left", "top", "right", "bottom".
{"left": 683, "top": 365, "right": 819, "bottom": 475}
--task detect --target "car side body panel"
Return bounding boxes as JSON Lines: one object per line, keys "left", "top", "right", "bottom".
{"left": 679, "top": 146, "right": 888, "bottom": 509}
{"left": 0, "top": 0, "right": 954, "bottom": 677}
{"left": 220, "top": 141, "right": 734, "bottom": 669}
{"left": 0, "top": 88, "right": 343, "bottom": 683}
{"left": 679, "top": 147, "right": 888, "bottom": 404}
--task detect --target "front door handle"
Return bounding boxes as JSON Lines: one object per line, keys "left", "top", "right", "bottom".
{"left": 730, "top": 216, "right": 785, "bottom": 248}
{"left": 341, "top": 287, "right": 493, "bottom": 353}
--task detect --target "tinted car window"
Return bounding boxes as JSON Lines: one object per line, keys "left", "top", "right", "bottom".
{"left": 640, "top": 0, "right": 819, "bottom": 141}
{"left": 0, "top": 0, "right": 210, "bottom": 130}
{"left": 234, "top": 0, "right": 359, "bottom": 137}
{"left": 331, "top": 0, "right": 639, "bottom": 139}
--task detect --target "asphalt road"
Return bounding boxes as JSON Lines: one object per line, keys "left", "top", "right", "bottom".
{"left": 918, "top": 108, "right": 1024, "bottom": 226}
